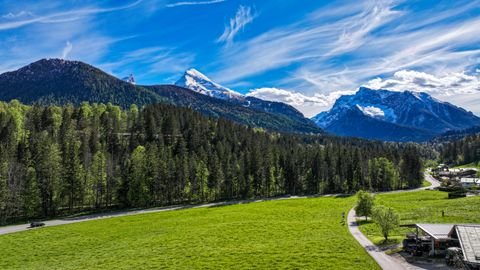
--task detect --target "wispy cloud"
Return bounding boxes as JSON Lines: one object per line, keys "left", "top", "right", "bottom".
{"left": 217, "top": 5, "right": 255, "bottom": 45}
{"left": 325, "top": 1, "right": 400, "bottom": 56}
{"left": 61, "top": 41, "right": 73, "bottom": 59}
{"left": 99, "top": 46, "right": 195, "bottom": 83}
{"left": 0, "top": 1, "right": 142, "bottom": 31}
{"left": 2, "top": 11, "right": 33, "bottom": 19}
{"left": 214, "top": 1, "right": 397, "bottom": 83}
{"left": 0, "top": 1, "right": 142, "bottom": 74}
{"left": 166, "top": 0, "right": 225, "bottom": 8}
{"left": 211, "top": 0, "right": 480, "bottom": 115}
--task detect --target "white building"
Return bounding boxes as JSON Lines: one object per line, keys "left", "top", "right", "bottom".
{"left": 460, "top": 178, "right": 480, "bottom": 188}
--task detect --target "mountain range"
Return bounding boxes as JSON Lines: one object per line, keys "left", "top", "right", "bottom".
{"left": 174, "top": 68, "right": 314, "bottom": 126}
{"left": 312, "top": 87, "right": 480, "bottom": 142}
{"left": 0, "top": 59, "right": 321, "bottom": 134}
{"left": 0, "top": 58, "right": 478, "bottom": 142}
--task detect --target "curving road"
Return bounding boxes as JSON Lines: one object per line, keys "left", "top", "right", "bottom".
{"left": 347, "top": 172, "right": 441, "bottom": 270}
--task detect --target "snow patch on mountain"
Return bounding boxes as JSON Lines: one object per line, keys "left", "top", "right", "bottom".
{"left": 356, "top": 105, "right": 384, "bottom": 118}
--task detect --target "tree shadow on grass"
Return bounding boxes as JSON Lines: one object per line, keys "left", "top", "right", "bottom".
{"left": 377, "top": 239, "right": 400, "bottom": 248}
{"left": 333, "top": 194, "right": 354, "bottom": 199}
{"left": 356, "top": 219, "right": 374, "bottom": 226}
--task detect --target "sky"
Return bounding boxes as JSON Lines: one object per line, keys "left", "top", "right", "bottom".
{"left": 0, "top": 0, "right": 479, "bottom": 117}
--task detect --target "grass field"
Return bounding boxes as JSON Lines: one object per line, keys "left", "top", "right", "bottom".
{"left": 0, "top": 196, "right": 379, "bottom": 270}
{"left": 454, "top": 162, "right": 480, "bottom": 169}
{"left": 359, "top": 190, "right": 480, "bottom": 246}
{"left": 421, "top": 180, "right": 432, "bottom": 187}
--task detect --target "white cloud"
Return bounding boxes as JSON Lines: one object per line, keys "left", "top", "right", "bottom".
{"left": 217, "top": 6, "right": 254, "bottom": 45}
{"left": 166, "top": 0, "right": 225, "bottom": 8}
{"left": 247, "top": 87, "right": 354, "bottom": 117}
{"left": 0, "top": 1, "right": 142, "bottom": 31}
{"left": 212, "top": 0, "right": 480, "bottom": 117}
{"left": 61, "top": 41, "right": 73, "bottom": 59}
{"left": 364, "top": 69, "right": 480, "bottom": 115}
{"left": 365, "top": 70, "right": 480, "bottom": 95}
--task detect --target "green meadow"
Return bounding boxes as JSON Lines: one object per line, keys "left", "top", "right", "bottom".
{"left": 359, "top": 190, "right": 480, "bottom": 246}
{"left": 0, "top": 196, "right": 379, "bottom": 270}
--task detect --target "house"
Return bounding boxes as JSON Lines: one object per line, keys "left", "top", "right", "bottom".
{"left": 460, "top": 178, "right": 480, "bottom": 188}
{"left": 437, "top": 169, "right": 478, "bottom": 180}
{"left": 402, "top": 223, "right": 480, "bottom": 268}
{"left": 449, "top": 225, "right": 480, "bottom": 268}
{"left": 433, "top": 164, "right": 449, "bottom": 173}
{"left": 401, "top": 223, "right": 457, "bottom": 256}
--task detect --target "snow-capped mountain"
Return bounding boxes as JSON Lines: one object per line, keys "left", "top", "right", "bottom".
{"left": 175, "top": 68, "right": 243, "bottom": 101}
{"left": 312, "top": 87, "right": 480, "bottom": 142}
{"left": 0, "top": 59, "right": 322, "bottom": 134}
{"left": 175, "top": 68, "right": 320, "bottom": 132}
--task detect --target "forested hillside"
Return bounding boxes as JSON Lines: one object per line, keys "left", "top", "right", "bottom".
{"left": 0, "top": 59, "right": 321, "bottom": 134}
{"left": 438, "top": 133, "right": 480, "bottom": 165}
{"left": 0, "top": 100, "right": 422, "bottom": 224}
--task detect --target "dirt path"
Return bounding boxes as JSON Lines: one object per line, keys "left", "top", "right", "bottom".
{"left": 347, "top": 172, "right": 441, "bottom": 270}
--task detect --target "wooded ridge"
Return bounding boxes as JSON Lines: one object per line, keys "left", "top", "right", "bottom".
{"left": 0, "top": 100, "right": 423, "bottom": 224}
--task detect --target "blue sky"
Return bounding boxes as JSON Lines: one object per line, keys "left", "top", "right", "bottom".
{"left": 0, "top": 0, "right": 479, "bottom": 116}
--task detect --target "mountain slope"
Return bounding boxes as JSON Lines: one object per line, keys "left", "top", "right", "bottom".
{"left": 312, "top": 87, "right": 480, "bottom": 142}
{"left": 0, "top": 59, "right": 322, "bottom": 134}
{"left": 174, "top": 68, "right": 320, "bottom": 132}
{"left": 175, "top": 68, "right": 243, "bottom": 100}
{"left": 0, "top": 59, "right": 160, "bottom": 106}
{"left": 146, "top": 85, "right": 321, "bottom": 133}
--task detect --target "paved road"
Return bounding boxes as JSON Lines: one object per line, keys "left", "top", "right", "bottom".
{"left": 0, "top": 200, "right": 264, "bottom": 235}
{"left": 0, "top": 171, "right": 442, "bottom": 270}
{"left": 0, "top": 193, "right": 346, "bottom": 236}
{"left": 347, "top": 172, "right": 441, "bottom": 270}
{"left": 423, "top": 173, "right": 441, "bottom": 190}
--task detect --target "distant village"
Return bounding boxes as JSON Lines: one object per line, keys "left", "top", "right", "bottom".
{"left": 432, "top": 164, "right": 479, "bottom": 191}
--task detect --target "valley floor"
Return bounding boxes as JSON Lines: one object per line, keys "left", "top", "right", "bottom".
{"left": 358, "top": 190, "right": 480, "bottom": 246}
{"left": 0, "top": 195, "right": 378, "bottom": 270}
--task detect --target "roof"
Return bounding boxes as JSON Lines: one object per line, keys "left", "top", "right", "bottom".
{"left": 417, "top": 224, "right": 455, "bottom": 239}
{"left": 453, "top": 225, "right": 480, "bottom": 265}
{"left": 460, "top": 178, "right": 480, "bottom": 184}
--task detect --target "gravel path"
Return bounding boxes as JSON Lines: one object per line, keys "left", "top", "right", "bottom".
{"left": 347, "top": 172, "right": 441, "bottom": 270}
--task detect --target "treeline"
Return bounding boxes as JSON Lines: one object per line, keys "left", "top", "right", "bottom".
{"left": 438, "top": 133, "right": 480, "bottom": 165}
{"left": 0, "top": 100, "right": 422, "bottom": 223}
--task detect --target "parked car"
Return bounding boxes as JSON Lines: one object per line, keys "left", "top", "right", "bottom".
{"left": 445, "top": 247, "right": 463, "bottom": 267}
{"left": 30, "top": 222, "right": 45, "bottom": 228}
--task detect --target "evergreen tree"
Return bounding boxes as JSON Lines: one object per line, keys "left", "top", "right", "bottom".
{"left": 0, "top": 100, "right": 426, "bottom": 223}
